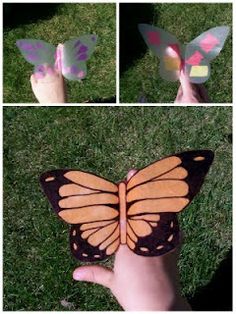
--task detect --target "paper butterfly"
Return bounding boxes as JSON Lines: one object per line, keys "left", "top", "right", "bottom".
{"left": 138, "top": 24, "right": 230, "bottom": 83}
{"left": 40, "top": 150, "right": 214, "bottom": 262}
{"left": 16, "top": 35, "right": 98, "bottom": 80}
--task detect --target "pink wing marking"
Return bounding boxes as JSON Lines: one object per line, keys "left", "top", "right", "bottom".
{"left": 168, "top": 44, "right": 180, "bottom": 56}
{"left": 54, "top": 45, "right": 63, "bottom": 71}
{"left": 78, "top": 71, "right": 85, "bottom": 78}
{"left": 200, "top": 34, "right": 220, "bottom": 53}
{"left": 186, "top": 51, "right": 204, "bottom": 66}
{"left": 147, "top": 31, "right": 161, "bottom": 46}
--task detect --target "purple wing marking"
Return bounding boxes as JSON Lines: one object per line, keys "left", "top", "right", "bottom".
{"left": 70, "top": 65, "right": 79, "bottom": 74}
{"left": 78, "top": 45, "right": 88, "bottom": 53}
{"left": 27, "top": 53, "right": 39, "bottom": 61}
{"left": 74, "top": 40, "right": 81, "bottom": 48}
{"left": 77, "top": 53, "right": 88, "bottom": 61}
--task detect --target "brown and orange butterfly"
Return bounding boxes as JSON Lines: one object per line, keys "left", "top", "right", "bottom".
{"left": 40, "top": 150, "right": 214, "bottom": 262}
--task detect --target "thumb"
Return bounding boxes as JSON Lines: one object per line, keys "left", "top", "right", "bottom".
{"left": 73, "top": 265, "right": 114, "bottom": 289}
{"left": 179, "top": 70, "right": 193, "bottom": 96}
{"left": 30, "top": 73, "right": 37, "bottom": 86}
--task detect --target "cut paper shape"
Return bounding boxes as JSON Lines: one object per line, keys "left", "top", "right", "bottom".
{"left": 186, "top": 51, "right": 204, "bottom": 66}
{"left": 190, "top": 65, "right": 208, "bottom": 77}
{"left": 164, "top": 56, "right": 180, "bottom": 70}
{"left": 138, "top": 24, "right": 230, "bottom": 84}
{"left": 16, "top": 35, "right": 98, "bottom": 81}
{"left": 40, "top": 150, "right": 214, "bottom": 262}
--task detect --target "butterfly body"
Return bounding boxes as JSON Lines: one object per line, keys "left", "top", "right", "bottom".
{"left": 40, "top": 150, "right": 214, "bottom": 262}
{"left": 16, "top": 35, "right": 98, "bottom": 81}
{"left": 138, "top": 24, "right": 230, "bottom": 83}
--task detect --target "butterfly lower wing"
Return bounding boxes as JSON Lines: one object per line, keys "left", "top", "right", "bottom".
{"left": 40, "top": 169, "right": 120, "bottom": 261}
{"left": 184, "top": 26, "right": 230, "bottom": 83}
{"left": 126, "top": 150, "right": 214, "bottom": 256}
{"left": 16, "top": 39, "right": 56, "bottom": 75}
{"left": 61, "top": 35, "right": 98, "bottom": 80}
{"left": 126, "top": 213, "right": 179, "bottom": 256}
{"left": 138, "top": 24, "right": 182, "bottom": 82}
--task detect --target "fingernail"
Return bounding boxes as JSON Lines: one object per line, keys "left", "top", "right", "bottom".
{"left": 35, "top": 72, "right": 44, "bottom": 79}
{"left": 73, "top": 269, "right": 86, "bottom": 281}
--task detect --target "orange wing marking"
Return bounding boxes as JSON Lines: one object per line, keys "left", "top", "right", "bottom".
{"left": 127, "top": 156, "right": 182, "bottom": 190}
{"left": 128, "top": 198, "right": 189, "bottom": 215}
{"left": 59, "top": 205, "right": 118, "bottom": 224}
{"left": 194, "top": 156, "right": 205, "bottom": 161}
{"left": 59, "top": 184, "right": 99, "bottom": 197}
{"left": 59, "top": 193, "right": 118, "bottom": 208}
{"left": 127, "top": 180, "right": 189, "bottom": 202}
{"left": 64, "top": 171, "right": 118, "bottom": 192}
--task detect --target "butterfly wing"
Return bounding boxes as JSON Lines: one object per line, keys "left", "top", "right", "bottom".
{"left": 61, "top": 35, "right": 98, "bottom": 80}
{"left": 126, "top": 150, "right": 214, "bottom": 256}
{"left": 184, "top": 26, "right": 230, "bottom": 83}
{"left": 138, "top": 24, "right": 183, "bottom": 82}
{"left": 40, "top": 169, "right": 120, "bottom": 262}
{"left": 16, "top": 39, "right": 56, "bottom": 76}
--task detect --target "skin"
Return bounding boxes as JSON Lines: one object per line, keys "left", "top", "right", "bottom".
{"left": 73, "top": 170, "right": 191, "bottom": 311}
{"left": 175, "top": 71, "right": 210, "bottom": 103}
{"left": 30, "top": 44, "right": 66, "bottom": 103}
{"left": 30, "top": 65, "right": 66, "bottom": 103}
{"left": 29, "top": 45, "right": 209, "bottom": 104}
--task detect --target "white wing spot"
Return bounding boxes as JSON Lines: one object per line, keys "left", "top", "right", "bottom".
{"left": 45, "top": 176, "right": 55, "bottom": 182}
{"left": 140, "top": 247, "right": 149, "bottom": 252}
{"left": 167, "top": 234, "right": 174, "bottom": 242}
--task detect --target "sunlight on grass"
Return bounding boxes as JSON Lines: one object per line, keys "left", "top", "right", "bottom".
{"left": 3, "top": 106, "right": 232, "bottom": 310}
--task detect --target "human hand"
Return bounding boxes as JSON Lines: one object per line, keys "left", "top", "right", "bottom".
{"left": 175, "top": 70, "right": 210, "bottom": 103}
{"left": 30, "top": 45, "right": 66, "bottom": 103}
{"left": 72, "top": 170, "right": 191, "bottom": 311}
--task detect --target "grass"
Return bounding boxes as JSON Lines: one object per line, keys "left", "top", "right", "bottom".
{"left": 120, "top": 3, "right": 232, "bottom": 103}
{"left": 3, "top": 3, "right": 116, "bottom": 103}
{"left": 3, "top": 106, "right": 232, "bottom": 310}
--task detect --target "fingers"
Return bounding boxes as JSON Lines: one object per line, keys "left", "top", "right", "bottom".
{"left": 196, "top": 84, "right": 210, "bottom": 103}
{"left": 73, "top": 265, "right": 114, "bottom": 289}
{"left": 126, "top": 169, "right": 138, "bottom": 182}
{"left": 179, "top": 70, "right": 193, "bottom": 96}
{"left": 30, "top": 74, "right": 37, "bottom": 86}
{"left": 174, "top": 85, "right": 183, "bottom": 103}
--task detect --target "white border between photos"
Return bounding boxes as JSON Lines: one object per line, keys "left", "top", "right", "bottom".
{"left": 1, "top": 0, "right": 234, "bottom": 313}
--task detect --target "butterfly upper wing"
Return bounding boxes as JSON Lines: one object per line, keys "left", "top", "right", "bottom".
{"left": 61, "top": 35, "right": 98, "bottom": 80}
{"left": 16, "top": 39, "right": 56, "bottom": 75}
{"left": 126, "top": 150, "right": 214, "bottom": 256}
{"left": 184, "top": 26, "right": 230, "bottom": 83}
{"left": 40, "top": 169, "right": 120, "bottom": 262}
{"left": 138, "top": 24, "right": 183, "bottom": 82}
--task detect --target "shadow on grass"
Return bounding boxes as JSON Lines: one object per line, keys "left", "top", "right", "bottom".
{"left": 89, "top": 96, "right": 116, "bottom": 103}
{"left": 3, "top": 3, "right": 61, "bottom": 29}
{"left": 188, "top": 248, "right": 232, "bottom": 311}
{"left": 120, "top": 3, "right": 155, "bottom": 74}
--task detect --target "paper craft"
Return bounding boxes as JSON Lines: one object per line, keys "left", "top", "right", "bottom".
{"left": 40, "top": 150, "right": 214, "bottom": 262}
{"left": 16, "top": 35, "right": 97, "bottom": 80}
{"left": 138, "top": 24, "right": 230, "bottom": 83}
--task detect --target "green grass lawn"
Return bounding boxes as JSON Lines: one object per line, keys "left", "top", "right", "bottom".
{"left": 120, "top": 3, "right": 232, "bottom": 103}
{"left": 3, "top": 106, "right": 232, "bottom": 310}
{"left": 3, "top": 3, "right": 116, "bottom": 103}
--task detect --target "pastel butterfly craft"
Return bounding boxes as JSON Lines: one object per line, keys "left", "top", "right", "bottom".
{"left": 138, "top": 24, "right": 230, "bottom": 83}
{"left": 16, "top": 35, "right": 98, "bottom": 80}
{"left": 40, "top": 150, "right": 214, "bottom": 262}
